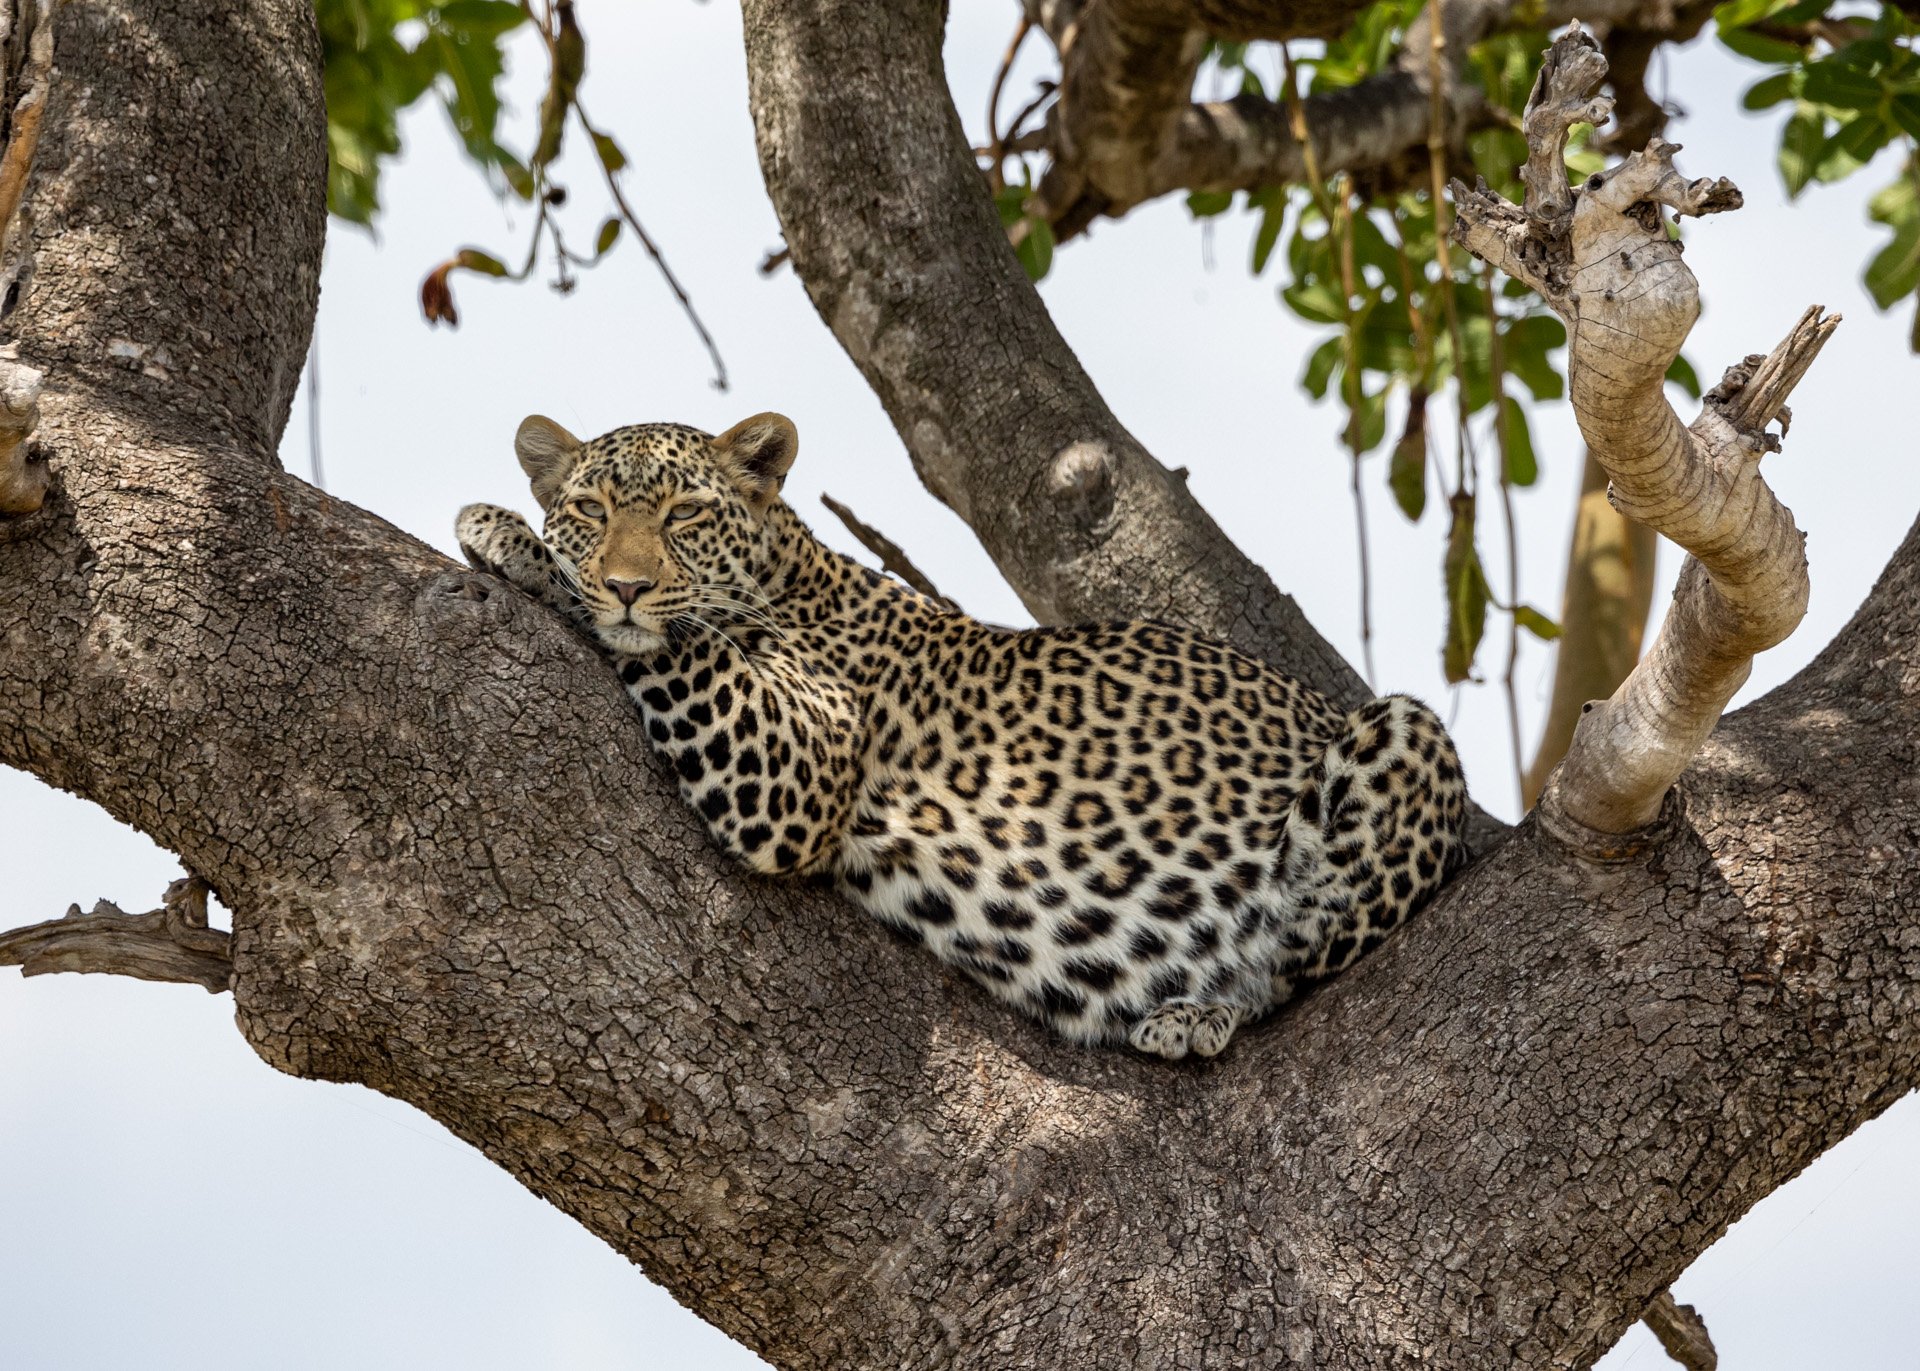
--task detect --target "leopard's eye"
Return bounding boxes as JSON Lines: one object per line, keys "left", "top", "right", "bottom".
{"left": 573, "top": 498, "right": 607, "bottom": 521}
{"left": 666, "top": 503, "right": 706, "bottom": 524}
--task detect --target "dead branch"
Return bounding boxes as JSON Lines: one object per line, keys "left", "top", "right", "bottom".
{"left": 820, "top": 493, "right": 958, "bottom": 609}
{"left": 1644, "top": 1289, "right": 1718, "bottom": 1371}
{"left": 0, "top": 876, "right": 233, "bottom": 992}
{"left": 1453, "top": 25, "right": 1829, "bottom": 840}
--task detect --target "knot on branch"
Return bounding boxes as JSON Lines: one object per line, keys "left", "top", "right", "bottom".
{"left": 0, "top": 352, "right": 43, "bottom": 515}
{"left": 1048, "top": 440, "right": 1116, "bottom": 531}
{"left": 0, "top": 874, "right": 232, "bottom": 992}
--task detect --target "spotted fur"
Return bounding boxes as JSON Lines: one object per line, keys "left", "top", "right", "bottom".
{"left": 457, "top": 413, "right": 1469, "bottom": 1059}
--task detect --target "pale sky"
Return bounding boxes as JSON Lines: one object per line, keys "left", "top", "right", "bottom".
{"left": 4, "top": 5, "right": 1918, "bottom": 1368}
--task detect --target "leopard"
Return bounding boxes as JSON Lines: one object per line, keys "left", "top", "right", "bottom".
{"left": 455, "top": 412, "right": 1469, "bottom": 1060}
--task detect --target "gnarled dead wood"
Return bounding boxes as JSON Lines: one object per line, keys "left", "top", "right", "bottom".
{"left": 1453, "top": 25, "right": 1830, "bottom": 840}
{"left": 0, "top": 876, "right": 231, "bottom": 992}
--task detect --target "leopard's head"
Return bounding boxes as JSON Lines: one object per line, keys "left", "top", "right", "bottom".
{"left": 515, "top": 412, "right": 798, "bottom": 655}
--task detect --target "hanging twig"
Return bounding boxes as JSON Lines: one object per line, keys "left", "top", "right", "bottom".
{"left": 984, "top": 15, "right": 1034, "bottom": 193}
{"left": 1482, "top": 262, "right": 1525, "bottom": 809}
{"left": 1282, "top": 47, "right": 1375, "bottom": 688}
{"left": 574, "top": 102, "right": 729, "bottom": 391}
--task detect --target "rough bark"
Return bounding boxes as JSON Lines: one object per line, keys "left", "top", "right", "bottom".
{"left": 742, "top": 0, "right": 1369, "bottom": 717}
{"left": 4, "top": 5, "right": 1920, "bottom": 1371}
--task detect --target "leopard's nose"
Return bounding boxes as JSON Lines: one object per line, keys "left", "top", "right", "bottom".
{"left": 605, "top": 577, "right": 653, "bottom": 606}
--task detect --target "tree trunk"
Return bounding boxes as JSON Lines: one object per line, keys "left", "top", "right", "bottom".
{"left": 4, "top": 3, "right": 1918, "bottom": 1369}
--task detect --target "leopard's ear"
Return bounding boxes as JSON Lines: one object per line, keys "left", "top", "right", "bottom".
{"left": 515, "top": 415, "right": 582, "bottom": 511}
{"left": 711, "top": 412, "right": 798, "bottom": 511}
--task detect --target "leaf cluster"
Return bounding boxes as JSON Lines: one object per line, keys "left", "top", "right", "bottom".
{"left": 319, "top": 0, "right": 529, "bottom": 226}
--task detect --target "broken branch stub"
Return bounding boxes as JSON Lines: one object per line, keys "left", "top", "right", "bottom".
{"left": 1452, "top": 25, "right": 1830, "bottom": 841}
{"left": 0, "top": 876, "right": 232, "bottom": 992}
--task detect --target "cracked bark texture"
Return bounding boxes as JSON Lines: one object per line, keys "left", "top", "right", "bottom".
{"left": 4, "top": 3, "right": 1920, "bottom": 1370}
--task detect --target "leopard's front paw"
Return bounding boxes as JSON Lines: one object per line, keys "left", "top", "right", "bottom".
{"left": 455, "top": 502, "right": 534, "bottom": 575}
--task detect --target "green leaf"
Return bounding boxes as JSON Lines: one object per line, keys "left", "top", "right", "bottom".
{"left": 1283, "top": 279, "right": 1348, "bottom": 325}
{"left": 1302, "top": 337, "right": 1343, "bottom": 399}
{"left": 455, "top": 248, "right": 509, "bottom": 276}
{"left": 1871, "top": 173, "right": 1918, "bottom": 225}
{"left": 1778, "top": 108, "right": 1825, "bottom": 198}
{"left": 1801, "top": 58, "right": 1885, "bottom": 111}
{"left": 592, "top": 132, "right": 629, "bottom": 174}
{"left": 1442, "top": 492, "right": 1490, "bottom": 685}
{"left": 1186, "top": 189, "right": 1235, "bottom": 218}
{"left": 1513, "top": 604, "right": 1562, "bottom": 641}
{"left": 1865, "top": 213, "right": 1920, "bottom": 309}
{"left": 1666, "top": 352, "right": 1703, "bottom": 400}
{"left": 1346, "top": 384, "right": 1389, "bottom": 455}
{"left": 594, "top": 217, "right": 622, "bottom": 258}
{"left": 1387, "top": 389, "right": 1428, "bottom": 522}
{"left": 1015, "top": 215, "right": 1055, "bottom": 281}
{"left": 1823, "top": 111, "right": 1895, "bottom": 170}
{"left": 433, "top": 0, "right": 526, "bottom": 39}
{"left": 1891, "top": 94, "right": 1920, "bottom": 142}
{"left": 1742, "top": 70, "right": 1798, "bottom": 110}
{"left": 1251, "top": 192, "right": 1286, "bottom": 274}
{"left": 1713, "top": 0, "right": 1793, "bottom": 30}
{"left": 1718, "top": 26, "right": 1807, "bottom": 64}
{"left": 1503, "top": 314, "right": 1567, "bottom": 401}
{"left": 1499, "top": 396, "right": 1537, "bottom": 486}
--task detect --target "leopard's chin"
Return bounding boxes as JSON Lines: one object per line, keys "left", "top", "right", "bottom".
{"left": 595, "top": 622, "right": 670, "bottom": 656}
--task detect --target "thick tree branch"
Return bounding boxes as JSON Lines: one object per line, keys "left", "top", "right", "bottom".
{"left": 0, "top": 876, "right": 231, "bottom": 992}
{"left": 1026, "top": 0, "right": 1697, "bottom": 236}
{"left": 743, "top": 0, "right": 1371, "bottom": 712}
{"left": 1454, "top": 26, "right": 1825, "bottom": 839}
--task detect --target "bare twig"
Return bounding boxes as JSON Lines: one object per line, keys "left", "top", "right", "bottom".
{"left": 1644, "top": 1289, "right": 1718, "bottom": 1371}
{"left": 984, "top": 15, "right": 1034, "bottom": 193}
{"left": 1453, "top": 25, "right": 1826, "bottom": 840}
{"left": 0, "top": 876, "right": 232, "bottom": 993}
{"left": 574, "top": 102, "right": 730, "bottom": 392}
{"left": 820, "top": 494, "right": 958, "bottom": 609}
